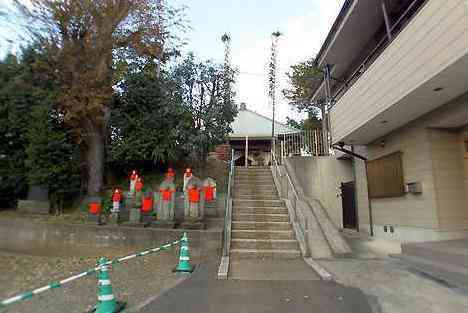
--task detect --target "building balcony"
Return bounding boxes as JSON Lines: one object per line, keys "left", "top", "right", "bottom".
{"left": 330, "top": 0, "right": 468, "bottom": 145}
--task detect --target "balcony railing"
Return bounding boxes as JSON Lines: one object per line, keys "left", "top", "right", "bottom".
{"left": 331, "top": 0, "right": 429, "bottom": 106}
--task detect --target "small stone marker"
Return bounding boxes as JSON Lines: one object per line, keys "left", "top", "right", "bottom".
{"left": 17, "top": 185, "right": 50, "bottom": 215}
{"left": 129, "top": 170, "right": 138, "bottom": 194}
{"left": 181, "top": 175, "right": 205, "bottom": 229}
{"left": 140, "top": 190, "right": 154, "bottom": 225}
{"left": 153, "top": 177, "right": 176, "bottom": 228}
{"left": 87, "top": 196, "right": 102, "bottom": 224}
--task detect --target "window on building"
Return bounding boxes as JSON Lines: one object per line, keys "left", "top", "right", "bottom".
{"left": 367, "top": 152, "right": 404, "bottom": 198}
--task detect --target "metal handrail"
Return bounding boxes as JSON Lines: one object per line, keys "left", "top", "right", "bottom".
{"left": 272, "top": 151, "right": 298, "bottom": 200}
{"left": 222, "top": 149, "right": 235, "bottom": 257}
{"left": 271, "top": 150, "right": 310, "bottom": 256}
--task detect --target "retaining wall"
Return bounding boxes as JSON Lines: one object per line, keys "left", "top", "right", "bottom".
{"left": 0, "top": 219, "right": 222, "bottom": 259}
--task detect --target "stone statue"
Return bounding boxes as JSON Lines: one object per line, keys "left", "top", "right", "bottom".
{"left": 184, "top": 175, "right": 205, "bottom": 221}
{"left": 158, "top": 178, "right": 176, "bottom": 221}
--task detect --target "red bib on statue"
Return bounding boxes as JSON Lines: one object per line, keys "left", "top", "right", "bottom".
{"left": 88, "top": 202, "right": 101, "bottom": 215}
{"left": 188, "top": 188, "right": 200, "bottom": 203}
{"left": 161, "top": 189, "right": 172, "bottom": 202}
{"left": 112, "top": 193, "right": 122, "bottom": 202}
{"left": 204, "top": 186, "right": 214, "bottom": 201}
{"left": 141, "top": 198, "right": 153, "bottom": 212}
{"left": 136, "top": 181, "right": 143, "bottom": 192}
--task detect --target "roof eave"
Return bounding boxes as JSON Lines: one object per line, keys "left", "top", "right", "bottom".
{"left": 315, "top": 0, "right": 355, "bottom": 68}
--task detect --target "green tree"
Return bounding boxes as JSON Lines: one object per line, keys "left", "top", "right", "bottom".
{"left": 286, "top": 114, "right": 322, "bottom": 132}
{"left": 0, "top": 53, "right": 31, "bottom": 205}
{"left": 283, "top": 58, "right": 329, "bottom": 153}
{"left": 10, "top": 0, "right": 187, "bottom": 197}
{"left": 110, "top": 68, "right": 192, "bottom": 163}
{"left": 283, "top": 59, "right": 323, "bottom": 114}
{"left": 0, "top": 45, "right": 79, "bottom": 210}
{"left": 171, "top": 54, "right": 237, "bottom": 168}
{"left": 26, "top": 104, "right": 80, "bottom": 213}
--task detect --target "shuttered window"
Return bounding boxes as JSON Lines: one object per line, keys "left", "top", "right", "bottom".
{"left": 367, "top": 152, "right": 404, "bottom": 199}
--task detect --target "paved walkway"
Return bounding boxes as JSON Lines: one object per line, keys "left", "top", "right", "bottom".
{"left": 228, "top": 259, "right": 320, "bottom": 280}
{"left": 140, "top": 259, "right": 373, "bottom": 313}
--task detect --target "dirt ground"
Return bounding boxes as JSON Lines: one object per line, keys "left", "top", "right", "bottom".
{"left": 0, "top": 248, "right": 187, "bottom": 313}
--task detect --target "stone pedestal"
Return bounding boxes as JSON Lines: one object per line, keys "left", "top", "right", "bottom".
{"left": 17, "top": 200, "right": 50, "bottom": 215}
{"left": 87, "top": 214, "right": 101, "bottom": 224}
{"left": 108, "top": 213, "right": 119, "bottom": 225}
{"left": 140, "top": 212, "right": 153, "bottom": 224}
{"left": 179, "top": 218, "right": 205, "bottom": 230}
{"left": 129, "top": 209, "right": 141, "bottom": 224}
{"left": 18, "top": 185, "right": 50, "bottom": 215}
{"left": 118, "top": 208, "right": 130, "bottom": 223}
{"left": 151, "top": 221, "right": 176, "bottom": 229}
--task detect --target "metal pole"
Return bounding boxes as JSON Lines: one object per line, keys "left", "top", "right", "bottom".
{"left": 382, "top": 0, "right": 393, "bottom": 41}
{"left": 323, "top": 65, "right": 332, "bottom": 156}
{"left": 245, "top": 136, "right": 249, "bottom": 167}
{"left": 365, "top": 162, "right": 374, "bottom": 236}
{"left": 281, "top": 140, "right": 284, "bottom": 164}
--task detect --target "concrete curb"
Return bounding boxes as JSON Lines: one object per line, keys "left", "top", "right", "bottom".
{"left": 303, "top": 257, "right": 333, "bottom": 281}
{"left": 217, "top": 256, "right": 230, "bottom": 280}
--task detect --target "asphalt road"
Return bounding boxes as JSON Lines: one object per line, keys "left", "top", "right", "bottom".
{"left": 140, "top": 260, "right": 373, "bottom": 313}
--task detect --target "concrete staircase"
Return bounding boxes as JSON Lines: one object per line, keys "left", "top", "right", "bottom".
{"left": 230, "top": 167, "right": 301, "bottom": 259}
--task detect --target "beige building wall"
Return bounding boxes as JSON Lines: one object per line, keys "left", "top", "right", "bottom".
{"left": 354, "top": 122, "right": 439, "bottom": 239}
{"left": 429, "top": 129, "right": 468, "bottom": 230}
{"left": 286, "top": 156, "right": 354, "bottom": 228}
{"left": 354, "top": 94, "right": 468, "bottom": 242}
{"left": 330, "top": 0, "right": 468, "bottom": 142}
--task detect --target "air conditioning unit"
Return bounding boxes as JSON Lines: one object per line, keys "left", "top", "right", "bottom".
{"left": 405, "top": 182, "right": 422, "bottom": 194}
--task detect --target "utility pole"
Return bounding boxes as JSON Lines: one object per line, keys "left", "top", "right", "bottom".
{"left": 322, "top": 64, "right": 332, "bottom": 156}
{"left": 221, "top": 33, "right": 232, "bottom": 107}
{"left": 269, "top": 31, "right": 282, "bottom": 154}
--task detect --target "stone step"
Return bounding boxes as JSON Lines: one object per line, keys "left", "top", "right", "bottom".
{"left": 232, "top": 221, "right": 291, "bottom": 231}
{"left": 233, "top": 191, "right": 278, "bottom": 196}
{"left": 234, "top": 184, "right": 276, "bottom": 189}
{"left": 232, "top": 206, "right": 289, "bottom": 215}
{"left": 234, "top": 194, "right": 279, "bottom": 200}
{"left": 231, "top": 239, "right": 299, "bottom": 250}
{"left": 231, "top": 229, "right": 295, "bottom": 240}
{"left": 235, "top": 174, "right": 272, "bottom": 178}
{"left": 232, "top": 213, "right": 290, "bottom": 223}
{"left": 233, "top": 199, "right": 284, "bottom": 207}
{"left": 235, "top": 167, "right": 271, "bottom": 172}
{"left": 234, "top": 178, "right": 274, "bottom": 182}
{"left": 234, "top": 181, "right": 274, "bottom": 185}
{"left": 230, "top": 248, "right": 301, "bottom": 259}
{"left": 234, "top": 186, "right": 276, "bottom": 190}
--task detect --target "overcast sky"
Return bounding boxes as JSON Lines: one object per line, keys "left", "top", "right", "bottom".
{"left": 0, "top": 0, "right": 345, "bottom": 122}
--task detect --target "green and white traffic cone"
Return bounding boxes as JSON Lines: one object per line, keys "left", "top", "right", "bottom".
{"left": 94, "top": 258, "right": 125, "bottom": 313}
{"left": 175, "top": 232, "right": 194, "bottom": 273}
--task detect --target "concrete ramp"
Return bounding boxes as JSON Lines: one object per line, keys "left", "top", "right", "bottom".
{"left": 276, "top": 160, "right": 352, "bottom": 258}
{"left": 394, "top": 239, "right": 468, "bottom": 289}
